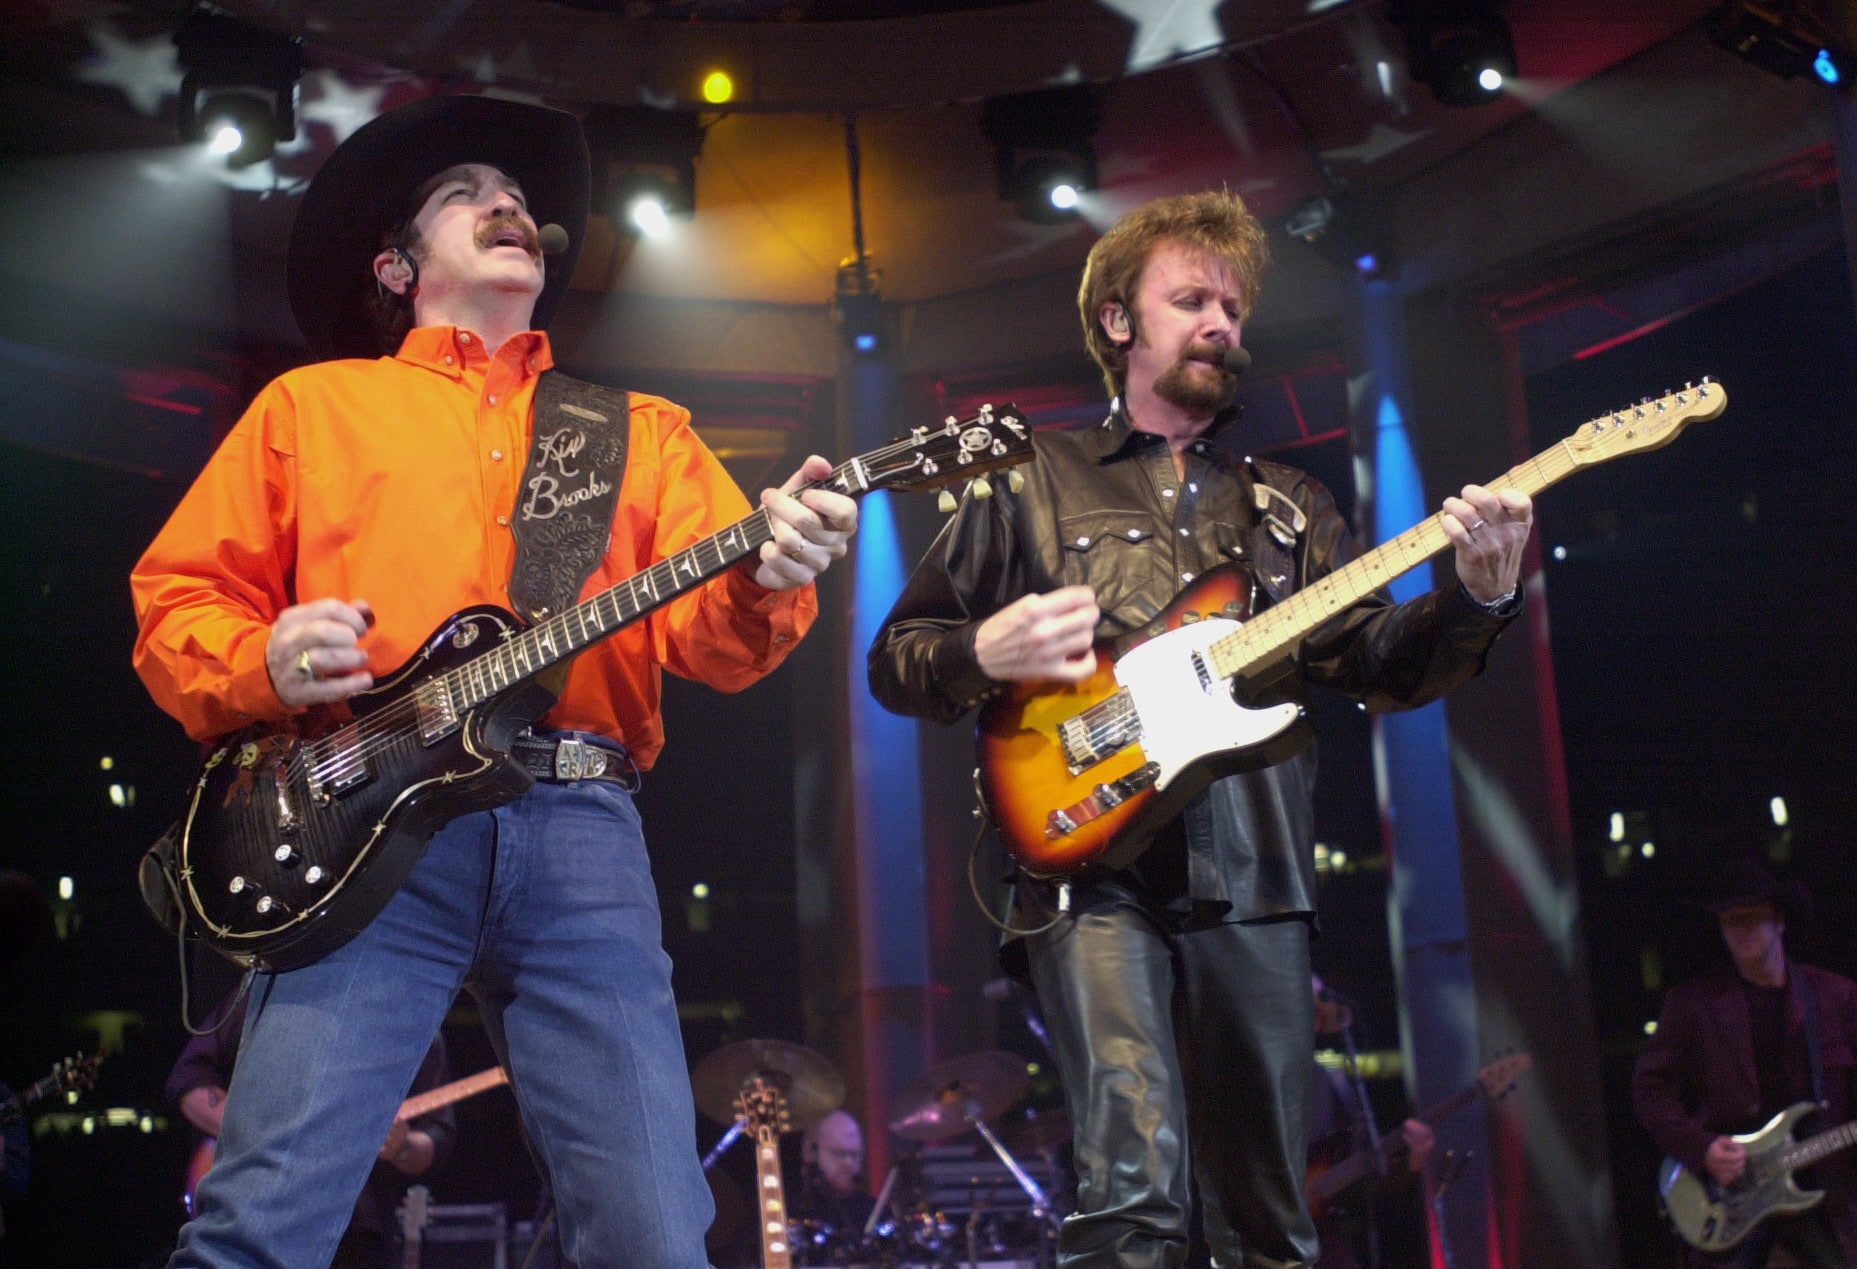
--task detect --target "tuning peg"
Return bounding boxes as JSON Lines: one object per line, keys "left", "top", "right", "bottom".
{"left": 1007, "top": 470, "right": 1025, "bottom": 494}
{"left": 937, "top": 490, "right": 957, "bottom": 514}
{"left": 971, "top": 476, "right": 994, "bottom": 500}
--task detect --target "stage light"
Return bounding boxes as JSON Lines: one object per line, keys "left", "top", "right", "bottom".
{"left": 1285, "top": 195, "right": 1336, "bottom": 243}
{"left": 1817, "top": 48, "right": 1843, "bottom": 84}
{"left": 58, "top": 876, "right": 73, "bottom": 901}
{"left": 691, "top": 882, "right": 710, "bottom": 899}
{"left": 1771, "top": 795, "right": 1789, "bottom": 826}
{"left": 1710, "top": 1, "right": 1826, "bottom": 81}
{"left": 702, "top": 70, "right": 734, "bottom": 104}
{"left": 1393, "top": 3, "right": 1517, "bottom": 107}
{"left": 628, "top": 190, "right": 671, "bottom": 238}
{"left": 173, "top": 6, "right": 304, "bottom": 169}
{"left": 586, "top": 105, "right": 704, "bottom": 237}
{"left": 981, "top": 85, "right": 1101, "bottom": 225}
{"left": 1354, "top": 253, "right": 1379, "bottom": 275}
{"left": 835, "top": 257, "right": 886, "bottom": 356}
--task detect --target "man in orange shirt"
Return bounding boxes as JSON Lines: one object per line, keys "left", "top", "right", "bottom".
{"left": 132, "top": 95, "right": 856, "bottom": 1268}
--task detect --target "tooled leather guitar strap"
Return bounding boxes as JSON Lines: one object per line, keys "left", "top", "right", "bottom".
{"left": 507, "top": 371, "right": 632, "bottom": 624}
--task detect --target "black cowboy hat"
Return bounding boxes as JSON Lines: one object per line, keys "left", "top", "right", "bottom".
{"left": 287, "top": 94, "right": 589, "bottom": 363}
{"left": 1701, "top": 855, "right": 1813, "bottom": 927}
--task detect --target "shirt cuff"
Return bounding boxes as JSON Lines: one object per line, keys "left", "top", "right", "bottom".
{"left": 223, "top": 624, "right": 298, "bottom": 724}
{"left": 722, "top": 563, "right": 810, "bottom": 648}
{"left": 934, "top": 623, "right": 1008, "bottom": 713}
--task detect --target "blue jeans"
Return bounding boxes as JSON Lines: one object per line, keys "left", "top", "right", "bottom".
{"left": 171, "top": 777, "right": 714, "bottom": 1269}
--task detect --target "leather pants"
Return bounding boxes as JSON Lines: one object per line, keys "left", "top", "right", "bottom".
{"left": 1027, "top": 892, "right": 1317, "bottom": 1269}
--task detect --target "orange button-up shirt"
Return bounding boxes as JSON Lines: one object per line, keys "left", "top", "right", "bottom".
{"left": 131, "top": 326, "right": 815, "bottom": 768}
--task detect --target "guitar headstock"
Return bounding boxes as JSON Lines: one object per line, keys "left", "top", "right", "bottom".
{"left": 1563, "top": 381, "right": 1726, "bottom": 466}
{"left": 851, "top": 403, "right": 1033, "bottom": 499}
{"left": 733, "top": 1073, "right": 792, "bottom": 1140}
{"left": 1476, "top": 1052, "right": 1533, "bottom": 1101}
{"left": 55, "top": 1052, "right": 101, "bottom": 1096}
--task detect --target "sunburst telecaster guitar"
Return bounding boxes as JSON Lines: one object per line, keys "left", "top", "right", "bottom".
{"left": 977, "top": 382, "right": 1726, "bottom": 877}
{"left": 167, "top": 407, "right": 1031, "bottom": 972}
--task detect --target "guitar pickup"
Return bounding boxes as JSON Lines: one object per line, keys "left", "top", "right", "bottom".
{"left": 307, "top": 722, "right": 372, "bottom": 802}
{"left": 414, "top": 681, "right": 461, "bottom": 744}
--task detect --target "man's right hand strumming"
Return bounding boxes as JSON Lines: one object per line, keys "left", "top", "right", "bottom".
{"left": 974, "top": 585, "right": 1101, "bottom": 684}
{"left": 266, "top": 598, "right": 377, "bottom": 708}
{"left": 1705, "top": 1135, "right": 1747, "bottom": 1185}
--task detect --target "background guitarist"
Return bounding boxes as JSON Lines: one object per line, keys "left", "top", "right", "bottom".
{"left": 130, "top": 94, "right": 856, "bottom": 1267}
{"left": 1634, "top": 857, "right": 1857, "bottom": 1266}
{"left": 167, "top": 990, "right": 455, "bottom": 1269}
{"left": 1307, "top": 976, "right": 1433, "bottom": 1269}
{"left": 868, "top": 189, "right": 1532, "bottom": 1267}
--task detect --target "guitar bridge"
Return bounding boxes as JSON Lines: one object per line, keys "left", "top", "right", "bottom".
{"left": 1045, "top": 763, "right": 1160, "bottom": 839}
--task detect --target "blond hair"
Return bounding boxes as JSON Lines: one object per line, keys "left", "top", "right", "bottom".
{"left": 1077, "top": 190, "right": 1269, "bottom": 397}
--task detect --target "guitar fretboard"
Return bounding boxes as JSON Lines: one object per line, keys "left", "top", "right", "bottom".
{"left": 1204, "top": 442, "right": 1577, "bottom": 683}
{"left": 1202, "top": 383, "right": 1718, "bottom": 683}
{"left": 1781, "top": 1117, "right": 1857, "bottom": 1172}
{"left": 396, "top": 1065, "right": 510, "bottom": 1122}
{"left": 441, "top": 505, "right": 788, "bottom": 715}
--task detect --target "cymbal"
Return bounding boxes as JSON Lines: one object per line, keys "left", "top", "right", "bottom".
{"left": 889, "top": 1051, "right": 1031, "bottom": 1142}
{"left": 1001, "top": 1107, "right": 1072, "bottom": 1156}
{"left": 692, "top": 1038, "right": 845, "bottom": 1129}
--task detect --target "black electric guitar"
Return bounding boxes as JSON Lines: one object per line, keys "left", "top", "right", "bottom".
{"left": 976, "top": 381, "right": 1726, "bottom": 877}
{"left": 737, "top": 1074, "right": 794, "bottom": 1269}
{"left": 0, "top": 1052, "right": 102, "bottom": 1124}
{"left": 168, "top": 406, "right": 1032, "bottom": 971}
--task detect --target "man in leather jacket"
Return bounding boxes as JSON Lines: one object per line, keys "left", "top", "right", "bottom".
{"left": 867, "top": 191, "right": 1531, "bottom": 1268}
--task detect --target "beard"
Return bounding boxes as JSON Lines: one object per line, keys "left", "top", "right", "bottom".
{"left": 1151, "top": 342, "right": 1238, "bottom": 415}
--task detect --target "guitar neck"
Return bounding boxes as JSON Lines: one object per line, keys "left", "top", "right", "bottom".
{"left": 1205, "top": 440, "right": 1580, "bottom": 683}
{"left": 395, "top": 1066, "right": 510, "bottom": 1123}
{"left": 1782, "top": 1118, "right": 1857, "bottom": 1172}
{"left": 1312, "top": 1075, "right": 1488, "bottom": 1201}
{"left": 752, "top": 1122, "right": 793, "bottom": 1269}
{"left": 442, "top": 502, "right": 785, "bottom": 714}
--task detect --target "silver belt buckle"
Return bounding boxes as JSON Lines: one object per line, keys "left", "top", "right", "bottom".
{"left": 553, "top": 738, "right": 609, "bottom": 781}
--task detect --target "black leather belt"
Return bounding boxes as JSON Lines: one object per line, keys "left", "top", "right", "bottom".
{"left": 510, "top": 733, "right": 640, "bottom": 791}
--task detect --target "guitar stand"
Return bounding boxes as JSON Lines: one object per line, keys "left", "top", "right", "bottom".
{"left": 701, "top": 1116, "right": 747, "bottom": 1171}
{"left": 964, "top": 1102, "right": 1061, "bottom": 1236}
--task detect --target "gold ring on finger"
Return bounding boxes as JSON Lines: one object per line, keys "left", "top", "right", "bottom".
{"left": 294, "top": 649, "right": 315, "bottom": 679}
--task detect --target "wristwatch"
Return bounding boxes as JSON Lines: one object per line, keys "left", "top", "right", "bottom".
{"left": 1462, "top": 583, "right": 1521, "bottom": 616}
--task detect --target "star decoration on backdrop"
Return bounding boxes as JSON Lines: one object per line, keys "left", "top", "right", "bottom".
{"left": 1321, "top": 123, "right": 1427, "bottom": 166}
{"left": 298, "top": 70, "right": 385, "bottom": 145}
{"left": 77, "top": 19, "right": 182, "bottom": 118}
{"left": 1092, "top": 0, "right": 1228, "bottom": 75}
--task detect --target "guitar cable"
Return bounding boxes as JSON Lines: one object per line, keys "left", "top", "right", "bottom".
{"left": 966, "top": 812, "right": 1070, "bottom": 939}
{"left": 157, "top": 857, "right": 255, "bottom": 1038}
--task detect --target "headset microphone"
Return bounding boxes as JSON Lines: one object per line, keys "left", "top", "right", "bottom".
{"left": 537, "top": 224, "right": 570, "bottom": 256}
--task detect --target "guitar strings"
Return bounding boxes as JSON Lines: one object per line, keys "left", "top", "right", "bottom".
{"left": 291, "top": 423, "right": 1020, "bottom": 784}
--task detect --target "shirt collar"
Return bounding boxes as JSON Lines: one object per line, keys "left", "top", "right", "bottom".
{"left": 1083, "top": 397, "right": 1245, "bottom": 463}
{"left": 394, "top": 326, "right": 555, "bottom": 380}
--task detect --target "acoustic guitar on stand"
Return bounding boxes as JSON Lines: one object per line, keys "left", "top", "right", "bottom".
{"left": 976, "top": 382, "right": 1726, "bottom": 877}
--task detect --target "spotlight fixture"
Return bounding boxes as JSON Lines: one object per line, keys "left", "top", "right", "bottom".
{"left": 834, "top": 258, "right": 885, "bottom": 356}
{"left": 173, "top": 5, "right": 305, "bottom": 168}
{"left": 1391, "top": 2, "right": 1517, "bottom": 107}
{"left": 1710, "top": 0, "right": 1854, "bottom": 89}
{"left": 585, "top": 105, "right": 704, "bottom": 237}
{"left": 980, "top": 85, "right": 1101, "bottom": 225}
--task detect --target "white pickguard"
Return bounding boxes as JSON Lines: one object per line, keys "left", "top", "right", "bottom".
{"left": 1112, "top": 619, "right": 1303, "bottom": 791}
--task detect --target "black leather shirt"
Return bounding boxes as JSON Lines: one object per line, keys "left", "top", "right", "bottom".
{"left": 867, "top": 403, "right": 1518, "bottom": 924}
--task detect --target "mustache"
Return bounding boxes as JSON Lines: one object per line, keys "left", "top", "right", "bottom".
{"left": 1179, "top": 341, "right": 1234, "bottom": 369}
{"left": 475, "top": 214, "right": 540, "bottom": 258}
